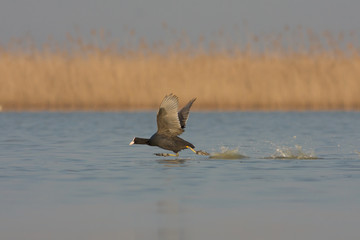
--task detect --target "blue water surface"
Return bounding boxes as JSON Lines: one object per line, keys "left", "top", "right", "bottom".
{"left": 0, "top": 112, "right": 360, "bottom": 240}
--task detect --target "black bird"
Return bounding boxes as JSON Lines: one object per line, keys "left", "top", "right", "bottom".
{"left": 129, "top": 93, "right": 204, "bottom": 157}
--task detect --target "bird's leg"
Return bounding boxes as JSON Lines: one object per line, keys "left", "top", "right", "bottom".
{"left": 186, "top": 146, "right": 197, "bottom": 153}
{"left": 186, "top": 146, "right": 210, "bottom": 156}
{"left": 155, "top": 153, "right": 179, "bottom": 157}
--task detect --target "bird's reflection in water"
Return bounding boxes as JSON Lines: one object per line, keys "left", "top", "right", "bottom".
{"left": 156, "top": 158, "right": 189, "bottom": 167}
{"left": 156, "top": 199, "right": 184, "bottom": 240}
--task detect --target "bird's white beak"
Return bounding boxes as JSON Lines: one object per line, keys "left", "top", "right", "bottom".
{"left": 129, "top": 138, "right": 135, "bottom": 145}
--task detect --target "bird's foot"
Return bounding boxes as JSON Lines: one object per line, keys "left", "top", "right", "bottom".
{"left": 196, "top": 150, "right": 210, "bottom": 156}
{"left": 186, "top": 146, "right": 209, "bottom": 156}
{"left": 155, "top": 153, "right": 179, "bottom": 157}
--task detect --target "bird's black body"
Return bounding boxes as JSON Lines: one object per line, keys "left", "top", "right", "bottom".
{"left": 129, "top": 94, "right": 197, "bottom": 155}
{"left": 148, "top": 133, "right": 195, "bottom": 153}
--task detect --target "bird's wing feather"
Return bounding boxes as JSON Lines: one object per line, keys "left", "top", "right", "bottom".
{"left": 157, "top": 94, "right": 183, "bottom": 136}
{"left": 178, "top": 98, "right": 196, "bottom": 129}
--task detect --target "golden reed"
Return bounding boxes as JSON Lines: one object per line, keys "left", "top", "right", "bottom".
{"left": 1, "top": 29, "right": 360, "bottom": 111}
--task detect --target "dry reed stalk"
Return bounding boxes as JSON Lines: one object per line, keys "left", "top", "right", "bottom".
{"left": 1, "top": 30, "right": 360, "bottom": 111}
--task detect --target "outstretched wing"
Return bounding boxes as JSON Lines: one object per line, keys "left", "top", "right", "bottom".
{"left": 156, "top": 94, "right": 184, "bottom": 136}
{"left": 178, "top": 98, "right": 196, "bottom": 129}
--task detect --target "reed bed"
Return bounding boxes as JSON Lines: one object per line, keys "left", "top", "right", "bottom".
{"left": 1, "top": 28, "right": 360, "bottom": 111}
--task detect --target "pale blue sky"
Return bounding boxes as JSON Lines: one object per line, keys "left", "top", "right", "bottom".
{"left": 1, "top": 0, "right": 359, "bottom": 47}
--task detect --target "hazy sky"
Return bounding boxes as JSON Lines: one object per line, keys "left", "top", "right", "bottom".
{"left": 1, "top": 0, "right": 360, "bottom": 46}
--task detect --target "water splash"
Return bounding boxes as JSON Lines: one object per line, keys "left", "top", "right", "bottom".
{"left": 209, "top": 146, "right": 247, "bottom": 159}
{"left": 268, "top": 145, "right": 318, "bottom": 159}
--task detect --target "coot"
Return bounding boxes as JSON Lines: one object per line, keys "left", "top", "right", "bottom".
{"left": 129, "top": 93, "right": 206, "bottom": 157}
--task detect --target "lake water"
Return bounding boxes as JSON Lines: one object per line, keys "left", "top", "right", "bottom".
{"left": 1, "top": 112, "right": 360, "bottom": 240}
